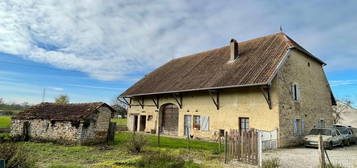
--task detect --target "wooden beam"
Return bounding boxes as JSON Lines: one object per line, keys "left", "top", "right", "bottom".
{"left": 208, "top": 90, "right": 220, "bottom": 110}
{"left": 260, "top": 86, "right": 272, "bottom": 109}
{"left": 137, "top": 97, "right": 144, "bottom": 109}
{"left": 118, "top": 97, "right": 131, "bottom": 108}
{"left": 172, "top": 93, "right": 182, "bottom": 109}
{"left": 152, "top": 96, "right": 160, "bottom": 109}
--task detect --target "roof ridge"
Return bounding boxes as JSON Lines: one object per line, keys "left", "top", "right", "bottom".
{"left": 173, "top": 32, "right": 285, "bottom": 61}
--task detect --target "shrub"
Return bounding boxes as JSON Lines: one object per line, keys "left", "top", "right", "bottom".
{"left": 0, "top": 133, "right": 13, "bottom": 143}
{"left": 125, "top": 133, "right": 148, "bottom": 154}
{"left": 262, "top": 158, "right": 280, "bottom": 168}
{"left": 135, "top": 152, "right": 200, "bottom": 168}
{"left": 0, "top": 142, "right": 35, "bottom": 168}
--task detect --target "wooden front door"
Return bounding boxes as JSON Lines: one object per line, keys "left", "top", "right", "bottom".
{"left": 161, "top": 104, "right": 179, "bottom": 136}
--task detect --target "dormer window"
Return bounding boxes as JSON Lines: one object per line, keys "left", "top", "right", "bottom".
{"left": 292, "top": 83, "right": 300, "bottom": 101}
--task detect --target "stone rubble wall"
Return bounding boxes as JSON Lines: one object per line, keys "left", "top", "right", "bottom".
{"left": 10, "top": 119, "right": 81, "bottom": 144}
{"left": 80, "top": 107, "right": 112, "bottom": 144}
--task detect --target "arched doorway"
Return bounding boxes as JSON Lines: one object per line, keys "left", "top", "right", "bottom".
{"left": 160, "top": 103, "right": 179, "bottom": 136}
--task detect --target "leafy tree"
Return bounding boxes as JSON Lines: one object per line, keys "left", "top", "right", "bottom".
{"left": 112, "top": 97, "right": 128, "bottom": 118}
{"left": 55, "top": 95, "right": 69, "bottom": 104}
{"left": 332, "top": 98, "right": 353, "bottom": 124}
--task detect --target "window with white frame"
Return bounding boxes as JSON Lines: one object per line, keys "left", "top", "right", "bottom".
{"left": 292, "top": 83, "right": 300, "bottom": 101}
{"left": 293, "top": 119, "right": 304, "bottom": 136}
{"left": 192, "top": 115, "right": 210, "bottom": 131}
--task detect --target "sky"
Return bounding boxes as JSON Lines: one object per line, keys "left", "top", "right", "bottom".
{"left": 0, "top": 0, "right": 357, "bottom": 106}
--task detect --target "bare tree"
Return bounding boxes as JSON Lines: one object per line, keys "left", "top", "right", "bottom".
{"left": 112, "top": 97, "right": 128, "bottom": 118}
{"left": 55, "top": 95, "right": 69, "bottom": 104}
{"left": 332, "top": 98, "right": 353, "bottom": 124}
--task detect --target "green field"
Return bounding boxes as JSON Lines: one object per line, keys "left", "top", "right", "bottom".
{"left": 1, "top": 132, "right": 222, "bottom": 168}
{"left": 111, "top": 118, "right": 127, "bottom": 126}
{"left": 0, "top": 115, "right": 11, "bottom": 128}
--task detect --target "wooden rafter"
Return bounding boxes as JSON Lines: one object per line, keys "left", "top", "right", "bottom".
{"left": 118, "top": 97, "right": 132, "bottom": 108}
{"left": 152, "top": 96, "right": 160, "bottom": 109}
{"left": 260, "top": 86, "right": 272, "bottom": 109}
{"left": 208, "top": 90, "right": 220, "bottom": 110}
{"left": 137, "top": 97, "right": 145, "bottom": 109}
{"left": 172, "top": 93, "right": 182, "bottom": 109}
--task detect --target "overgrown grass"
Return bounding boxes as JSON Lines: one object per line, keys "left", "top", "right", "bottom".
{"left": 111, "top": 118, "right": 127, "bottom": 126}
{"left": 0, "top": 115, "right": 11, "bottom": 128}
{"left": 262, "top": 158, "right": 280, "bottom": 168}
{"left": 116, "top": 132, "right": 218, "bottom": 151}
{"left": 14, "top": 132, "right": 221, "bottom": 167}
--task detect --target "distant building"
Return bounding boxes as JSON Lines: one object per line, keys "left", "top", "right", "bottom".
{"left": 11, "top": 102, "right": 115, "bottom": 145}
{"left": 120, "top": 32, "right": 336, "bottom": 147}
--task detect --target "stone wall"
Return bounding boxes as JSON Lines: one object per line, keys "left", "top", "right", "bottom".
{"left": 80, "top": 106, "right": 112, "bottom": 144}
{"left": 11, "top": 119, "right": 82, "bottom": 144}
{"left": 10, "top": 106, "right": 113, "bottom": 145}
{"left": 276, "top": 50, "right": 334, "bottom": 147}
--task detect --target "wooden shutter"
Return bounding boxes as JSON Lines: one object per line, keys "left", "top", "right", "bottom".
{"left": 293, "top": 119, "right": 298, "bottom": 136}
{"left": 301, "top": 119, "right": 305, "bottom": 135}
{"left": 200, "top": 116, "right": 209, "bottom": 131}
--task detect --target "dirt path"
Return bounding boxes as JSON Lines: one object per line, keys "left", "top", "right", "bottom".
{"left": 263, "top": 145, "right": 357, "bottom": 168}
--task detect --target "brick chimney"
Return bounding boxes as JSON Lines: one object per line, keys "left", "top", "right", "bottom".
{"left": 230, "top": 39, "right": 239, "bottom": 61}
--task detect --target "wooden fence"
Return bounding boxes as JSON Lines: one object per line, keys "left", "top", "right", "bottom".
{"left": 224, "top": 129, "right": 261, "bottom": 165}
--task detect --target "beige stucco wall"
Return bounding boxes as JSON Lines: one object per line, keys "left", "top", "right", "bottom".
{"left": 276, "top": 50, "right": 334, "bottom": 147}
{"left": 127, "top": 81, "right": 280, "bottom": 140}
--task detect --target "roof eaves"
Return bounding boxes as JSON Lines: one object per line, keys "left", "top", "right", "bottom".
{"left": 120, "top": 82, "right": 269, "bottom": 98}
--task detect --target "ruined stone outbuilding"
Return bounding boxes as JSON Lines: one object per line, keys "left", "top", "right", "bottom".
{"left": 11, "top": 102, "right": 115, "bottom": 145}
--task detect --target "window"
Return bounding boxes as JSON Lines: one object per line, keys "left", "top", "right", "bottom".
{"left": 293, "top": 119, "right": 304, "bottom": 136}
{"left": 193, "top": 115, "right": 200, "bottom": 130}
{"left": 292, "top": 83, "right": 300, "bottom": 101}
{"left": 317, "top": 120, "right": 325, "bottom": 128}
{"left": 239, "top": 117, "right": 249, "bottom": 132}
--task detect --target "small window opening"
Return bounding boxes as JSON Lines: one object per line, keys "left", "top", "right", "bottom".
{"left": 239, "top": 117, "right": 249, "bottom": 132}
{"left": 308, "top": 62, "right": 310, "bottom": 67}
{"left": 292, "top": 83, "right": 300, "bottom": 101}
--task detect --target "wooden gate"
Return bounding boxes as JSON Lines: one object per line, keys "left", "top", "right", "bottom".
{"left": 225, "top": 129, "right": 259, "bottom": 165}
{"left": 161, "top": 104, "right": 179, "bottom": 136}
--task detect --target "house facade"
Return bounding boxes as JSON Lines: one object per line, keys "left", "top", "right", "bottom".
{"left": 11, "top": 102, "right": 115, "bottom": 145}
{"left": 120, "top": 33, "right": 336, "bottom": 147}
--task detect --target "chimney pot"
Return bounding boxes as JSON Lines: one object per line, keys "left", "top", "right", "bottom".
{"left": 230, "top": 38, "right": 239, "bottom": 61}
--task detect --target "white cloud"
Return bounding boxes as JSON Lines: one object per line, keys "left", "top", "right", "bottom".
{"left": 330, "top": 80, "right": 357, "bottom": 87}
{"left": 48, "top": 87, "right": 64, "bottom": 91}
{"left": 0, "top": 1, "right": 356, "bottom": 81}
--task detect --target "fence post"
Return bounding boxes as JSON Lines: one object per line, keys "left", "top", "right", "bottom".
{"left": 258, "top": 131, "right": 262, "bottom": 167}
{"left": 319, "top": 135, "right": 326, "bottom": 168}
{"left": 224, "top": 131, "right": 228, "bottom": 164}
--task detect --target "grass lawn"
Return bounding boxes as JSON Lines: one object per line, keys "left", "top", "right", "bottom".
{"left": 13, "top": 132, "right": 223, "bottom": 168}
{"left": 111, "top": 118, "right": 127, "bottom": 126}
{"left": 0, "top": 115, "right": 11, "bottom": 128}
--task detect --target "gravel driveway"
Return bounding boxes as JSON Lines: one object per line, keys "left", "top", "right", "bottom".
{"left": 263, "top": 145, "right": 357, "bottom": 168}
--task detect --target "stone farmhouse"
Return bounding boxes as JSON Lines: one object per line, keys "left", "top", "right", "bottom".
{"left": 11, "top": 102, "right": 115, "bottom": 145}
{"left": 120, "top": 32, "right": 336, "bottom": 147}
